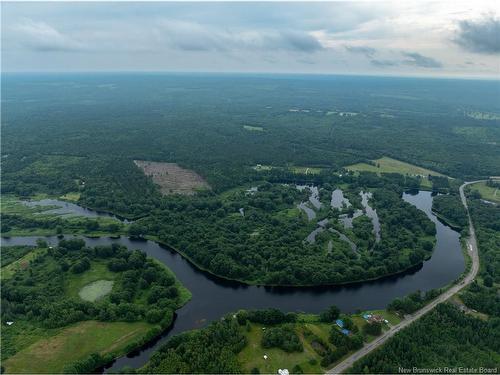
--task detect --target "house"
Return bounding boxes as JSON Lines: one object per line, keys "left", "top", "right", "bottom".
{"left": 368, "top": 315, "right": 384, "bottom": 324}
{"left": 6, "top": 321, "right": 13, "bottom": 326}
{"left": 362, "top": 314, "right": 372, "bottom": 320}
{"left": 336, "top": 319, "right": 344, "bottom": 328}
{"left": 341, "top": 329, "right": 350, "bottom": 335}
{"left": 263, "top": 355, "right": 268, "bottom": 360}
{"left": 278, "top": 369, "right": 289, "bottom": 375}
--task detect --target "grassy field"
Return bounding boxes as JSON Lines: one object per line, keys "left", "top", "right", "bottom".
{"left": 243, "top": 125, "right": 264, "bottom": 131}
{"left": 65, "top": 261, "right": 117, "bottom": 300}
{"left": 59, "top": 192, "right": 81, "bottom": 202}
{"left": 347, "top": 157, "right": 444, "bottom": 177}
{"left": 3, "top": 320, "right": 154, "bottom": 374}
{"left": 78, "top": 280, "right": 115, "bottom": 302}
{"left": 238, "top": 311, "right": 397, "bottom": 374}
{"left": 469, "top": 181, "right": 500, "bottom": 203}
{"left": 238, "top": 322, "right": 325, "bottom": 373}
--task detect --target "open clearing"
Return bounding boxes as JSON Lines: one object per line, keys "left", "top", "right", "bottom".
{"left": 1, "top": 248, "right": 45, "bottom": 280}
{"left": 78, "top": 280, "right": 114, "bottom": 302}
{"left": 134, "top": 160, "right": 210, "bottom": 195}
{"left": 346, "top": 157, "right": 444, "bottom": 179}
{"left": 65, "top": 262, "right": 117, "bottom": 299}
{"left": 469, "top": 181, "right": 500, "bottom": 204}
{"left": 290, "top": 166, "right": 323, "bottom": 175}
{"left": 238, "top": 312, "right": 395, "bottom": 374}
{"left": 3, "top": 320, "right": 154, "bottom": 374}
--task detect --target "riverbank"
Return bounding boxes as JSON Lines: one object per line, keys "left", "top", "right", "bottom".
{"left": 326, "top": 181, "right": 481, "bottom": 374}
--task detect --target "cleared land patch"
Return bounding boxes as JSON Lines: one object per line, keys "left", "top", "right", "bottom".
{"left": 469, "top": 181, "right": 500, "bottom": 204}
{"left": 1, "top": 248, "right": 45, "bottom": 280}
{"left": 346, "top": 157, "right": 444, "bottom": 177}
{"left": 3, "top": 321, "right": 153, "bottom": 374}
{"left": 78, "top": 280, "right": 114, "bottom": 302}
{"left": 134, "top": 160, "right": 210, "bottom": 195}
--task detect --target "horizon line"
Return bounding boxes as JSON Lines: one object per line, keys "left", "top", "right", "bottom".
{"left": 2, "top": 70, "right": 500, "bottom": 82}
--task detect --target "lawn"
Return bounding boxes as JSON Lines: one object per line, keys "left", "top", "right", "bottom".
{"left": 346, "top": 157, "right": 444, "bottom": 177}
{"left": 2, "top": 320, "right": 154, "bottom": 374}
{"left": 238, "top": 323, "right": 325, "bottom": 374}
{"left": 469, "top": 181, "right": 500, "bottom": 203}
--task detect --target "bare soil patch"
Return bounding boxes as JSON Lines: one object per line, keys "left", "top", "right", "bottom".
{"left": 134, "top": 160, "right": 210, "bottom": 195}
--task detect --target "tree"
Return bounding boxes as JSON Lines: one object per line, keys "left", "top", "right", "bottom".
{"left": 363, "top": 322, "right": 382, "bottom": 336}
{"left": 319, "top": 305, "right": 340, "bottom": 322}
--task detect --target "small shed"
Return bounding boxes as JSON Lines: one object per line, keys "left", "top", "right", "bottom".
{"left": 336, "top": 319, "right": 344, "bottom": 328}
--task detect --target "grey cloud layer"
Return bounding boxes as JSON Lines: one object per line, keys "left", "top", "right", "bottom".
{"left": 2, "top": 2, "right": 497, "bottom": 76}
{"left": 344, "top": 45, "right": 376, "bottom": 58}
{"left": 402, "top": 52, "right": 443, "bottom": 68}
{"left": 455, "top": 15, "right": 500, "bottom": 54}
{"left": 11, "top": 18, "right": 323, "bottom": 54}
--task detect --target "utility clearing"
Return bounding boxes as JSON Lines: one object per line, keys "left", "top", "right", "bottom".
{"left": 134, "top": 160, "right": 210, "bottom": 195}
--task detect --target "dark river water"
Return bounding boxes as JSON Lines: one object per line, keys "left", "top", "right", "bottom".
{"left": 1, "top": 190, "right": 464, "bottom": 371}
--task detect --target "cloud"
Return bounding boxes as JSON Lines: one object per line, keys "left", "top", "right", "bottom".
{"left": 156, "top": 20, "right": 323, "bottom": 53}
{"left": 370, "top": 59, "right": 397, "bottom": 67}
{"left": 454, "top": 15, "right": 500, "bottom": 54}
{"left": 277, "top": 31, "right": 324, "bottom": 52}
{"left": 344, "top": 45, "right": 376, "bottom": 58}
{"left": 13, "top": 18, "right": 84, "bottom": 52}
{"left": 401, "top": 52, "right": 442, "bottom": 68}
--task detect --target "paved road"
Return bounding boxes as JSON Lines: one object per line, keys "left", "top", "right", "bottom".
{"left": 327, "top": 181, "right": 484, "bottom": 374}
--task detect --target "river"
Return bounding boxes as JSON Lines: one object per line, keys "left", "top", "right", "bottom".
{"left": 0, "top": 190, "right": 464, "bottom": 372}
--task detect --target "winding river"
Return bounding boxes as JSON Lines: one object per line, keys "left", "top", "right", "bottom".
{"left": 1, "top": 191, "right": 465, "bottom": 372}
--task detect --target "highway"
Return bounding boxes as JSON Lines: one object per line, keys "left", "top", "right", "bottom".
{"left": 326, "top": 181, "right": 484, "bottom": 374}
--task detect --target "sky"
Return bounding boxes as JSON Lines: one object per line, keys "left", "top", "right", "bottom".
{"left": 1, "top": 1, "right": 500, "bottom": 78}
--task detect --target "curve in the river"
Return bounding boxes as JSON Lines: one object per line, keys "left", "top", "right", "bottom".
{"left": 0, "top": 191, "right": 464, "bottom": 372}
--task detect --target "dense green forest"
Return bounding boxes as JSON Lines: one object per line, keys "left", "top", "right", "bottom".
{"left": 347, "top": 303, "right": 500, "bottom": 373}
{"left": 1, "top": 167, "right": 437, "bottom": 286}
{"left": 131, "top": 173, "right": 435, "bottom": 285}
{"left": 459, "top": 195, "right": 500, "bottom": 316}
{"left": 431, "top": 194, "right": 468, "bottom": 229}
{"left": 2, "top": 75, "right": 499, "bottom": 220}
{"left": 1, "top": 240, "right": 190, "bottom": 373}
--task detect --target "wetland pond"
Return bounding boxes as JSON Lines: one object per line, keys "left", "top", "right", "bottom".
{"left": 1, "top": 191, "right": 465, "bottom": 372}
